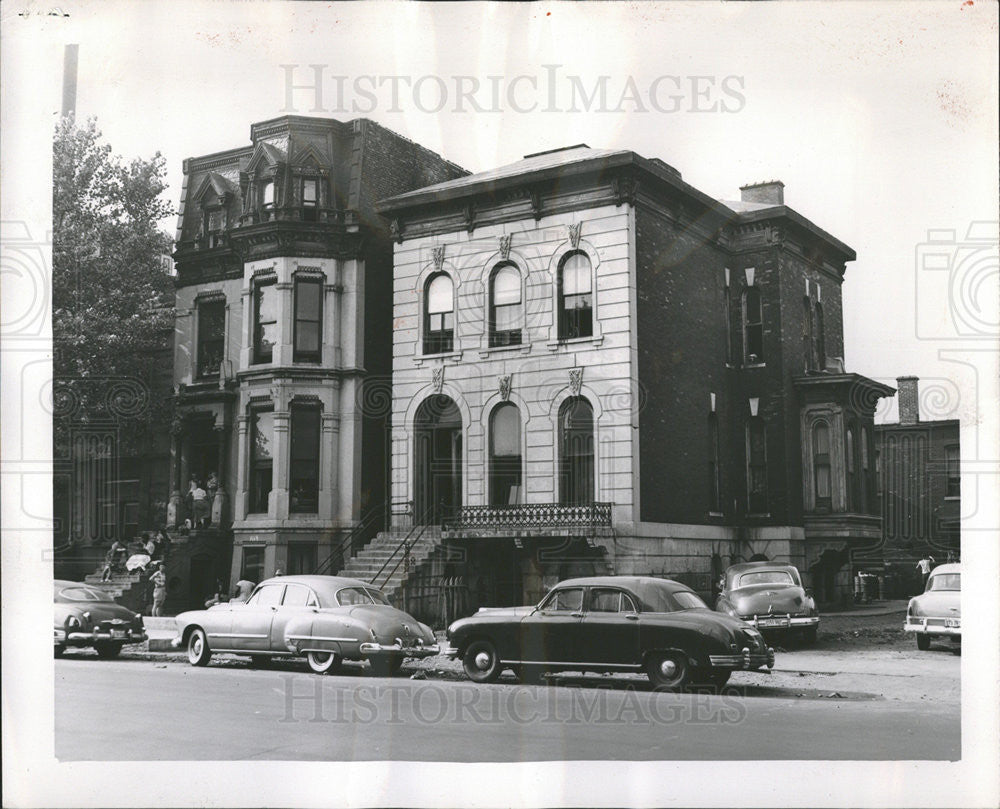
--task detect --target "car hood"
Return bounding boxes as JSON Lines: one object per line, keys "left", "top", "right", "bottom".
{"left": 911, "top": 590, "right": 961, "bottom": 617}
{"left": 729, "top": 585, "right": 808, "bottom": 615}
{"left": 57, "top": 601, "right": 138, "bottom": 623}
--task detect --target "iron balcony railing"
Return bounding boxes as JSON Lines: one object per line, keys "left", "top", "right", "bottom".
{"left": 443, "top": 502, "right": 613, "bottom": 531}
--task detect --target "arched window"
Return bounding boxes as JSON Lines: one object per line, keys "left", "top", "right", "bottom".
{"left": 559, "top": 252, "right": 593, "bottom": 340}
{"left": 489, "top": 264, "right": 522, "bottom": 347}
{"left": 743, "top": 288, "right": 764, "bottom": 363}
{"left": 813, "top": 422, "right": 831, "bottom": 510}
{"left": 746, "top": 417, "right": 768, "bottom": 513}
{"left": 423, "top": 273, "right": 454, "bottom": 354}
{"left": 489, "top": 403, "right": 522, "bottom": 506}
{"left": 814, "top": 302, "right": 825, "bottom": 370}
{"left": 846, "top": 426, "right": 856, "bottom": 510}
{"left": 559, "top": 398, "right": 594, "bottom": 504}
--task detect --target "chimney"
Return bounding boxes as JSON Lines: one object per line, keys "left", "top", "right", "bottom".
{"left": 897, "top": 376, "right": 920, "bottom": 424}
{"left": 740, "top": 180, "right": 785, "bottom": 206}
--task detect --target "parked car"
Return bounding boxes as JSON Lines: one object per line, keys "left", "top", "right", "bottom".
{"left": 905, "top": 563, "right": 961, "bottom": 650}
{"left": 444, "top": 576, "right": 774, "bottom": 690}
{"left": 715, "top": 562, "right": 819, "bottom": 642}
{"left": 171, "top": 575, "right": 438, "bottom": 675}
{"left": 53, "top": 580, "right": 147, "bottom": 659}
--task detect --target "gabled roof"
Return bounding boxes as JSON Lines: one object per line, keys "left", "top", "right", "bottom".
{"left": 191, "top": 171, "right": 237, "bottom": 204}
{"left": 246, "top": 141, "right": 287, "bottom": 174}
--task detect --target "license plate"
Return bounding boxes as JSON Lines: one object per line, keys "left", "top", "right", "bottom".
{"left": 112, "top": 630, "right": 127, "bottom": 639}
{"left": 945, "top": 619, "right": 959, "bottom": 628}
{"left": 758, "top": 618, "right": 789, "bottom": 628}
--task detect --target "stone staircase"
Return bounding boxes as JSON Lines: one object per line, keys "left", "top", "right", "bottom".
{"left": 339, "top": 525, "right": 443, "bottom": 603}
{"left": 84, "top": 568, "right": 150, "bottom": 614}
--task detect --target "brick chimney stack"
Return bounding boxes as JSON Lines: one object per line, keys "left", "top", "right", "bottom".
{"left": 897, "top": 376, "right": 920, "bottom": 424}
{"left": 740, "top": 180, "right": 785, "bottom": 206}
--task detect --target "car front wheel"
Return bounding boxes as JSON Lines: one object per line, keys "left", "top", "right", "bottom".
{"left": 916, "top": 634, "right": 931, "bottom": 651}
{"left": 306, "top": 651, "right": 341, "bottom": 675}
{"left": 94, "top": 641, "right": 123, "bottom": 659}
{"left": 463, "top": 639, "right": 502, "bottom": 684}
{"left": 647, "top": 651, "right": 691, "bottom": 691}
{"left": 187, "top": 628, "right": 212, "bottom": 666}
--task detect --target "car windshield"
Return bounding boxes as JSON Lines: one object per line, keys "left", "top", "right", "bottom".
{"left": 336, "top": 586, "right": 392, "bottom": 607}
{"left": 57, "top": 586, "right": 112, "bottom": 602}
{"left": 927, "top": 573, "right": 960, "bottom": 591}
{"left": 737, "top": 570, "right": 795, "bottom": 588}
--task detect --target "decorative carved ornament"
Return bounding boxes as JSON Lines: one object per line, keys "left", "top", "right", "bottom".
{"left": 432, "top": 367, "right": 444, "bottom": 394}
{"left": 390, "top": 219, "right": 402, "bottom": 243}
{"left": 432, "top": 245, "right": 446, "bottom": 272}
{"left": 569, "top": 368, "right": 584, "bottom": 396}
{"left": 498, "top": 374, "right": 512, "bottom": 401}
{"left": 568, "top": 222, "right": 582, "bottom": 250}
{"left": 498, "top": 234, "right": 512, "bottom": 261}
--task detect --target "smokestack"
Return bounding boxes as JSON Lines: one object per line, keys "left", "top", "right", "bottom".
{"left": 740, "top": 180, "right": 784, "bottom": 206}
{"left": 897, "top": 376, "right": 920, "bottom": 425}
{"left": 62, "top": 44, "right": 79, "bottom": 119}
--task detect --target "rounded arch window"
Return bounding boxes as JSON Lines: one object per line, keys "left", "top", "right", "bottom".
{"left": 489, "top": 264, "right": 522, "bottom": 347}
{"left": 558, "top": 252, "right": 593, "bottom": 340}
{"left": 559, "top": 397, "right": 595, "bottom": 504}
{"left": 489, "top": 402, "right": 522, "bottom": 506}
{"left": 424, "top": 273, "right": 454, "bottom": 354}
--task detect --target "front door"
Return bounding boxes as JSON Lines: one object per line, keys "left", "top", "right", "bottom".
{"left": 519, "top": 586, "right": 586, "bottom": 665}
{"left": 414, "top": 396, "right": 463, "bottom": 524}
{"left": 233, "top": 582, "right": 285, "bottom": 651}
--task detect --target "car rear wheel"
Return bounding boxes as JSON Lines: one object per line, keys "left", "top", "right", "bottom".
{"left": 187, "top": 628, "right": 212, "bottom": 666}
{"left": 462, "top": 639, "right": 502, "bottom": 684}
{"left": 94, "top": 641, "right": 123, "bottom": 660}
{"left": 647, "top": 651, "right": 690, "bottom": 691}
{"left": 916, "top": 634, "right": 931, "bottom": 651}
{"left": 306, "top": 651, "right": 341, "bottom": 675}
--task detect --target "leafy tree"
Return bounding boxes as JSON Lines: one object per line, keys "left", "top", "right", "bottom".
{"left": 53, "top": 116, "right": 175, "bottom": 457}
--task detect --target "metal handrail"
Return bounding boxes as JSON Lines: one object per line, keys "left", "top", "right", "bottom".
{"left": 314, "top": 505, "right": 383, "bottom": 577}
{"left": 370, "top": 502, "right": 435, "bottom": 590}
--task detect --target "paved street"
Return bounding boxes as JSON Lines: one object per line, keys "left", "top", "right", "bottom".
{"left": 55, "top": 638, "right": 959, "bottom": 761}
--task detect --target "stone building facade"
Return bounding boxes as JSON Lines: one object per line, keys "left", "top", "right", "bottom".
{"left": 169, "top": 116, "right": 465, "bottom": 604}
{"left": 379, "top": 146, "right": 893, "bottom": 607}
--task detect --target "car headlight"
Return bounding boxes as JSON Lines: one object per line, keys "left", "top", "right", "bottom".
{"left": 66, "top": 615, "right": 82, "bottom": 629}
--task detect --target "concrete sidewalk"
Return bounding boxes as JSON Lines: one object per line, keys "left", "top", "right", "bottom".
{"left": 142, "top": 617, "right": 177, "bottom": 651}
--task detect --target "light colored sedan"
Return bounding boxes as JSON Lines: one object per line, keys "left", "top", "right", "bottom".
{"left": 171, "top": 575, "right": 438, "bottom": 675}
{"left": 905, "top": 563, "right": 961, "bottom": 650}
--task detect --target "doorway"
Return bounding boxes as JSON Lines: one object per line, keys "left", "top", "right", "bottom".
{"left": 414, "top": 396, "right": 462, "bottom": 524}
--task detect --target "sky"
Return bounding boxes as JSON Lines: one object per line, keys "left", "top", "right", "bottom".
{"left": 8, "top": 0, "right": 1000, "bottom": 422}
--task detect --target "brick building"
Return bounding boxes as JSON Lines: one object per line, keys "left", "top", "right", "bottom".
{"left": 168, "top": 116, "right": 465, "bottom": 607}
{"left": 871, "top": 376, "right": 961, "bottom": 596}
{"left": 377, "top": 145, "right": 893, "bottom": 610}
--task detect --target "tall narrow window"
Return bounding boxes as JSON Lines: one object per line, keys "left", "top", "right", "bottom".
{"left": 861, "top": 426, "right": 871, "bottom": 512}
{"left": 249, "top": 410, "right": 274, "bottom": 514}
{"left": 945, "top": 445, "right": 960, "bottom": 497}
{"left": 875, "top": 449, "right": 882, "bottom": 496}
{"left": 302, "top": 178, "right": 318, "bottom": 222}
{"left": 559, "top": 252, "right": 593, "bottom": 340}
{"left": 708, "top": 413, "right": 721, "bottom": 512}
{"left": 813, "top": 422, "right": 831, "bottom": 510}
{"left": 290, "top": 405, "right": 320, "bottom": 513}
{"left": 253, "top": 279, "right": 278, "bottom": 364}
{"left": 489, "top": 264, "right": 522, "bottom": 347}
{"left": 424, "top": 274, "right": 454, "bottom": 354}
{"left": 489, "top": 403, "right": 522, "bottom": 506}
{"left": 814, "top": 303, "right": 825, "bottom": 370}
{"left": 803, "top": 296, "right": 815, "bottom": 370}
{"left": 746, "top": 417, "right": 768, "bottom": 513}
{"left": 293, "top": 276, "right": 322, "bottom": 363}
{"left": 846, "top": 427, "right": 856, "bottom": 510}
{"left": 196, "top": 299, "right": 225, "bottom": 379}
{"left": 724, "top": 288, "right": 734, "bottom": 365}
{"left": 559, "top": 397, "right": 595, "bottom": 505}
{"left": 260, "top": 179, "right": 274, "bottom": 209}
{"left": 743, "top": 288, "right": 764, "bottom": 363}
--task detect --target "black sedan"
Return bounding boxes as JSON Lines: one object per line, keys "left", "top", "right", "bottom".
{"left": 54, "top": 580, "right": 147, "bottom": 659}
{"left": 445, "top": 576, "right": 774, "bottom": 690}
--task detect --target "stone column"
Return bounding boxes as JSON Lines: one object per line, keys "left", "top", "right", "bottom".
{"left": 235, "top": 415, "right": 250, "bottom": 520}
{"left": 321, "top": 411, "right": 340, "bottom": 521}
{"left": 211, "top": 423, "right": 229, "bottom": 526}
{"left": 272, "top": 409, "right": 291, "bottom": 518}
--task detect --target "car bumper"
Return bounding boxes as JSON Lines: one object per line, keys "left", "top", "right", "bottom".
{"left": 359, "top": 641, "right": 440, "bottom": 659}
{"left": 740, "top": 615, "right": 819, "bottom": 630}
{"left": 904, "top": 618, "right": 961, "bottom": 637}
{"left": 55, "top": 628, "right": 147, "bottom": 645}
{"left": 708, "top": 646, "right": 776, "bottom": 671}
